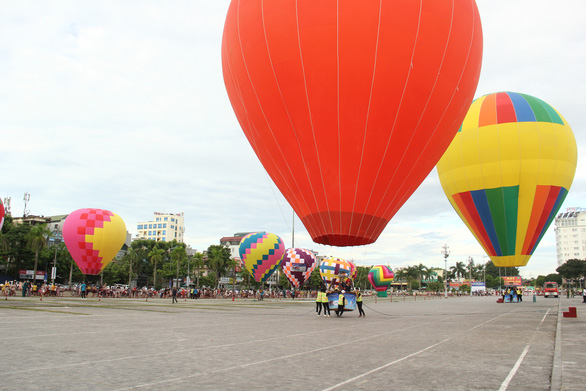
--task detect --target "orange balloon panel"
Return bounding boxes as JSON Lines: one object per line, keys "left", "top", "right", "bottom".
{"left": 222, "top": 0, "right": 483, "bottom": 246}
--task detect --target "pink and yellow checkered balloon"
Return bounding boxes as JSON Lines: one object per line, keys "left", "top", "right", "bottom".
{"left": 63, "top": 208, "right": 126, "bottom": 275}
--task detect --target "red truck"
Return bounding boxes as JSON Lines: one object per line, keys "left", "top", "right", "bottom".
{"left": 543, "top": 282, "right": 559, "bottom": 298}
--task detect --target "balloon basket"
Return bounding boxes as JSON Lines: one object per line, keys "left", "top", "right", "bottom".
{"left": 327, "top": 292, "right": 356, "bottom": 311}
{"left": 377, "top": 291, "right": 387, "bottom": 298}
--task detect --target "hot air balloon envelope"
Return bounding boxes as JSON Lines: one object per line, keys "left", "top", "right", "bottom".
{"left": 281, "top": 248, "right": 317, "bottom": 288}
{"left": 319, "top": 257, "right": 352, "bottom": 289}
{"left": 368, "top": 265, "right": 394, "bottom": 297}
{"left": 63, "top": 208, "right": 127, "bottom": 275}
{"left": 437, "top": 92, "right": 577, "bottom": 267}
{"left": 239, "top": 232, "right": 286, "bottom": 283}
{"left": 0, "top": 200, "right": 5, "bottom": 231}
{"left": 222, "top": 0, "right": 483, "bottom": 247}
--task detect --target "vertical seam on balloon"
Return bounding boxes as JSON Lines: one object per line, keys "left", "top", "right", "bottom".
{"left": 233, "top": 0, "right": 317, "bottom": 237}
{"left": 295, "top": 0, "right": 334, "bottom": 236}
{"left": 365, "top": 0, "right": 451, "bottom": 236}
{"left": 370, "top": 0, "right": 480, "bottom": 237}
{"left": 258, "top": 0, "right": 324, "bottom": 237}
{"left": 337, "top": 0, "right": 341, "bottom": 238}
{"left": 364, "top": 0, "right": 453, "bottom": 236}
{"left": 354, "top": 0, "right": 423, "bottom": 240}
{"left": 350, "top": 0, "right": 383, "bottom": 243}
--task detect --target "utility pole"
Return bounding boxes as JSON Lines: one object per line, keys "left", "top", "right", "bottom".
{"left": 442, "top": 244, "right": 450, "bottom": 298}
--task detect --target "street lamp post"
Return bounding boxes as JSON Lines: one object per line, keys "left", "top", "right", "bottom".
{"left": 442, "top": 244, "right": 450, "bottom": 298}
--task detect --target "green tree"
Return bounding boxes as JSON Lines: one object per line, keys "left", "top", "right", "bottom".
{"left": 451, "top": 261, "right": 466, "bottom": 282}
{"left": 126, "top": 247, "right": 138, "bottom": 288}
{"left": 207, "top": 245, "right": 233, "bottom": 287}
{"left": 26, "top": 224, "right": 51, "bottom": 282}
{"left": 308, "top": 267, "right": 324, "bottom": 290}
{"left": 192, "top": 252, "right": 205, "bottom": 288}
{"left": 542, "top": 273, "right": 562, "bottom": 285}
{"left": 167, "top": 244, "right": 187, "bottom": 287}
{"left": 148, "top": 246, "right": 165, "bottom": 288}
{"left": 414, "top": 263, "right": 428, "bottom": 287}
{"left": 426, "top": 281, "right": 444, "bottom": 292}
{"left": 556, "top": 259, "right": 585, "bottom": 281}
{"left": 0, "top": 219, "right": 33, "bottom": 278}
{"left": 354, "top": 266, "right": 370, "bottom": 290}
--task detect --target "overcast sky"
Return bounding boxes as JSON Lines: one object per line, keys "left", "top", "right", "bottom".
{"left": 1, "top": 1, "right": 584, "bottom": 278}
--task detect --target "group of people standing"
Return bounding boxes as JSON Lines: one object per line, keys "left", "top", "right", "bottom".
{"left": 315, "top": 287, "right": 365, "bottom": 318}
{"left": 503, "top": 286, "right": 523, "bottom": 302}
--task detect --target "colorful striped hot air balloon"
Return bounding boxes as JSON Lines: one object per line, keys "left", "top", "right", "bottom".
{"left": 239, "top": 232, "right": 286, "bottom": 283}
{"left": 319, "top": 257, "right": 352, "bottom": 289}
{"left": 437, "top": 92, "right": 577, "bottom": 267}
{"left": 63, "top": 208, "right": 127, "bottom": 275}
{"left": 348, "top": 261, "right": 357, "bottom": 281}
{"left": 368, "top": 265, "right": 394, "bottom": 297}
{"left": 281, "top": 248, "right": 317, "bottom": 288}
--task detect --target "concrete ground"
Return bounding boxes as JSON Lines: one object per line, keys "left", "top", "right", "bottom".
{"left": 0, "top": 294, "right": 584, "bottom": 391}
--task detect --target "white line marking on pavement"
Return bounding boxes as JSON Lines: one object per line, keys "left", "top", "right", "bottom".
{"left": 499, "top": 343, "right": 530, "bottom": 391}
{"left": 322, "top": 310, "right": 517, "bottom": 390}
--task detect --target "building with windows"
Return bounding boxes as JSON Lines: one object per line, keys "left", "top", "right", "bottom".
{"left": 220, "top": 232, "right": 253, "bottom": 261}
{"left": 136, "top": 212, "right": 185, "bottom": 243}
{"left": 554, "top": 207, "right": 586, "bottom": 266}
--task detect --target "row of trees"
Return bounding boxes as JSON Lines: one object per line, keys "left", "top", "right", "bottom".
{"left": 1, "top": 215, "right": 584, "bottom": 291}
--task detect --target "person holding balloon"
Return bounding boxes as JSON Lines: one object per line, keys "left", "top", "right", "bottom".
{"left": 337, "top": 291, "right": 346, "bottom": 318}
{"left": 356, "top": 290, "right": 365, "bottom": 317}
{"left": 315, "top": 290, "right": 322, "bottom": 316}
{"left": 321, "top": 288, "right": 331, "bottom": 318}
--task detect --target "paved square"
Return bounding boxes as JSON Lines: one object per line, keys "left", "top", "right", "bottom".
{"left": 0, "top": 295, "right": 582, "bottom": 390}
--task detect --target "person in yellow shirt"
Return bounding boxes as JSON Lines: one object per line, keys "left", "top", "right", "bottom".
{"left": 315, "top": 290, "right": 322, "bottom": 316}
{"left": 320, "top": 288, "right": 330, "bottom": 317}
{"left": 356, "top": 290, "right": 365, "bottom": 317}
{"left": 337, "top": 291, "right": 346, "bottom": 317}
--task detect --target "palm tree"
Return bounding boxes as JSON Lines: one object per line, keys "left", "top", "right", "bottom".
{"left": 0, "top": 232, "right": 10, "bottom": 271}
{"left": 148, "top": 246, "right": 165, "bottom": 288}
{"left": 451, "top": 261, "right": 466, "bottom": 283}
{"left": 414, "top": 263, "right": 428, "bottom": 287}
{"left": 170, "top": 246, "right": 187, "bottom": 288}
{"left": 126, "top": 247, "right": 138, "bottom": 290}
{"left": 208, "top": 245, "right": 232, "bottom": 287}
{"left": 26, "top": 224, "right": 51, "bottom": 283}
{"left": 192, "top": 252, "right": 205, "bottom": 288}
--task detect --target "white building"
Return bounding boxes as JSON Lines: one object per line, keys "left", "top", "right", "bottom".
{"left": 220, "top": 232, "right": 252, "bottom": 261}
{"left": 136, "top": 212, "right": 185, "bottom": 243}
{"left": 554, "top": 207, "right": 586, "bottom": 266}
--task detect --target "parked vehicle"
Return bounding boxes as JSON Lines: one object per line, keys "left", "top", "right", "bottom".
{"left": 543, "top": 282, "right": 559, "bottom": 298}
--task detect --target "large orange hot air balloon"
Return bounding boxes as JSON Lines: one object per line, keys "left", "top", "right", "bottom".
{"left": 222, "top": 0, "right": 483, "bottom": 246}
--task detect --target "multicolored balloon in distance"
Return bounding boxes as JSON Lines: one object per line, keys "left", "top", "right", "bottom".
{"left": 319, "top": 257, "right": 352, "bottom": 288}
{"left": 0, "top": 199, "right": 5, "bottom": 231}
{"left": 63, "top": 208, "right": 127, "bottom": 275}
{"left": 437, "top": 92, "right": 577, "bottom": 267}
{"left": 281, "top": 248, "right": 317, "bottom": 288}
{"left": 222, "top": 0, "right": 483, "bottom": 246}
{"left": 368, "top": 265, "right": 394, "bottom": 297}
{"left": 348, "top": 261, "right": 357, "bottom": 280}
{"left": 239, "top": 232, "right": 286, "bottom": 282}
